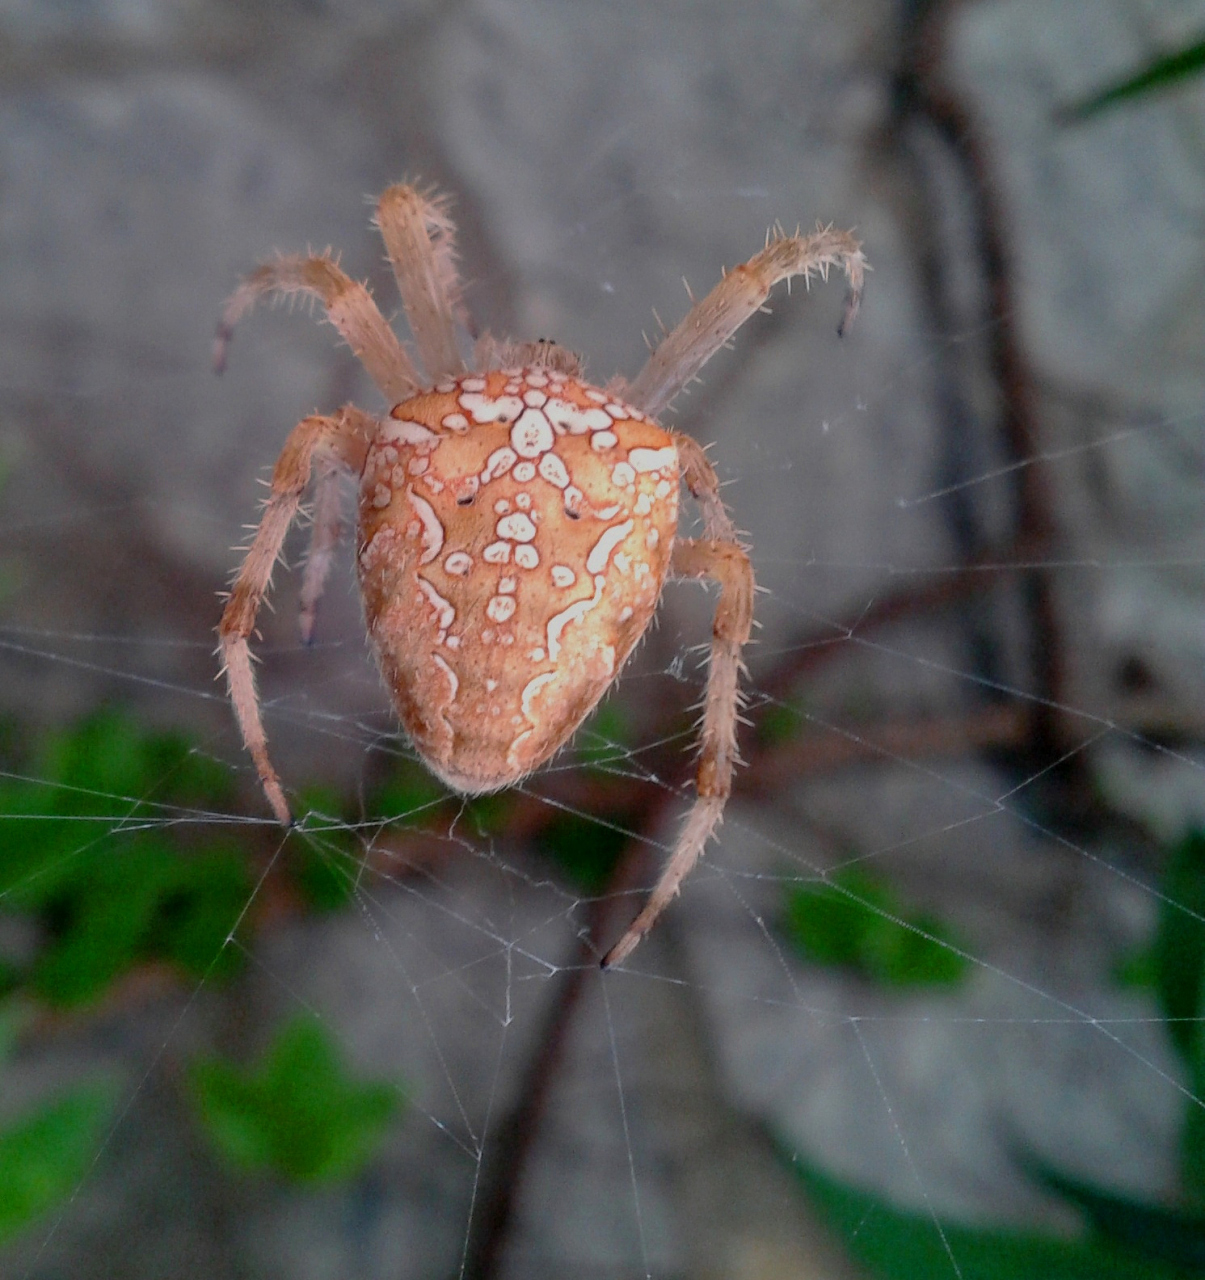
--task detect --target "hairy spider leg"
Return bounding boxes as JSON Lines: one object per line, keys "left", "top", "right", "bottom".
{"left": 603, "top": 534, "right": 754, "bottom": 968}
{"left": 214, "top": 253, "right": 420, "bottom": 403}
{"left": 374, "top": 185, "right": 468, "bottom": 382}
{"left": 219, "top": 406, "right": 374, "bottom": 824}
{"left": 625, "top": 228, "right": 866, "bottom": 418}
{"left": 298, "top": 463, "right": 345, "bottom": 644}
{"left": 673, "top": 432, "right": 739, "bottom": 544}
{"left": 601, "top": 226, "right": 864, "bottom": 962}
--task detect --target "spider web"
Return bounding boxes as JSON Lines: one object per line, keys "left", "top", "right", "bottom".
{"left": 1, "top": 1, "right": 1204, "bottom": 1277}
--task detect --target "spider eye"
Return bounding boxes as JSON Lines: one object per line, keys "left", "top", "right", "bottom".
{"left": 457, "top": 494, "right": 475, "bottom": 507}
{"left": 564, "top": 505, "right": 581, "bottom": 520}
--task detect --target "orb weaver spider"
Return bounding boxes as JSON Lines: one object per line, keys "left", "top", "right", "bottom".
{"left": 216, "top": 183, "right": 864, "bottom": 966}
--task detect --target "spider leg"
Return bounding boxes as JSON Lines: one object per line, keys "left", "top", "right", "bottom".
{"left": 214, "top": 254, "right": 420, "bottom": 403}
{"left": 625, "top": 228, "right": 866, "bottom": 418}
{"left": 602, "top": 535, "right": 754, "bottom": 968}
{"left": 218, "top": 406, "right": 373, "bottom": 825}
{"left": 375, "top": 185, "right": 468, "bottom": 382}
{"left": 672, "top": 432, "right": 738, "bottom": 543}
{"left": 298, "top": 462, "right": 345, "bottom": 645}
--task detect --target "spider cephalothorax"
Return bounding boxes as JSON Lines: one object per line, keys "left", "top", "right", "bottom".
{"left": 217, "top": 184, "right": 864, "bottom": 966}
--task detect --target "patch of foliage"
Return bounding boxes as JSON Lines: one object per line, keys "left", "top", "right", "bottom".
{"left": 0, "top": 709, "right": 250, "bottom": 1005}
{"left": 757, "top": 698, "right": 807, "bottom": 748}
{"left": 369, "top": 761, "right": 451, "bottom": 825}
{"left": 786, "top": 830, "right": 1205, "bottom": 1277}
{"left": 574, "top": 702, "right": 632, "bottom": 772}
{"left": 788, "top": 1153, "right": 1195, "bottom": 1280}
{"left": 1111, "top": 830, "right": 1205, "bottom": 1205}
{"left": 782, "top": 866, "right": 968, "bottom": 987}
{"left": 290, "top": 787, "right": 362, "bottom": 912}
{"left": 1061, "top": 36, "right": 1205, "bottom": 121}
{"left": 188, "top": 1017, "right": 403, "bottom": 1184}
{"left": 537, "top": 810, "right": 632, "bottom": 892}
{"left": 0, "top": 1013, "right": 116, "bottom": 1247}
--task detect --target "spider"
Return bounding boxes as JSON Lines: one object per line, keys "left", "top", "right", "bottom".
{"left": 216, "top": 183, "right": 864, "bottom": 967}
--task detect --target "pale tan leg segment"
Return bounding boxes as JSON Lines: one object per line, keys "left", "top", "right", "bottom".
{"left": 218, "top": 407, "right": 372, "bottom": 825}
{"left": 213, "top": 254, "right": 420, "bottom": 403}
{"left": 375, "top": 185, "right": 467, "bottom": 381}
{"left": 673, "top": 432, "right": 738, "bottom": 543}
{"left": 626, "top": 228, "right": 866, "bottom": 418}
{"left": 298, "top": 464, "right": 344, "bottom": 645}
{"left": 602, "top": 536, "right": 755, "bottom": 968}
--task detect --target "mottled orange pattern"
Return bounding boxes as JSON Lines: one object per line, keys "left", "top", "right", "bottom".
{"left": 357, "top": 371, "right": 678, "bottom": 791}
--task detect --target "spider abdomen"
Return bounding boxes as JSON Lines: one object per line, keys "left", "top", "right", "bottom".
{"left": 357, "top": 369, "right": 679, "bottom": 793}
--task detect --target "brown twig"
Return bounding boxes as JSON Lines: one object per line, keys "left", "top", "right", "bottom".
{"left": 457, "top": 802, "right": 671, "bottom": 1280}
{"left": 892, "top": 0, "right": 1069, "bottom": 764}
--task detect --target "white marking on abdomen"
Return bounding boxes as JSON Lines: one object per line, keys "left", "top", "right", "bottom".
{"left": 444, "top": 551, "right": 472, "bottom": 575}
{"left": 496, "top": 512, "right": 537, "bottom": 542}
{"left": 520, "top": 672, "right": 556, "bottom": 720}
{"left": 511, "top": 407, "right": 555, "bottom": 457}
{"left": 586, "top": 520, "right": 634, "bottom": 573}
{"left": 432, "top": 653, "right": 458, "bottom": 701}
{"left": 506, "top": 728, "right": 533, "bottom": 770}
{"left": 546, "top": 575, "right": 604, "bottom": 659}
{"left": 630, "top": 445, "right": 678, "bottom": 473}
{"left": 544, "top": 399, "right": 612, "bottom": 434}
{"left": 538, "top": 453, "right": 569, "bottom": 489}
{"left": 406, "top": 489, "right": 445, "bottom": 564}
{"left": 383, "top": 419, "right": 438, "bottom": 447}
{"left": 481, "top": 447, "right": 517, "bottom": 483}
{"left": 417, "top": 576, "right": 455, "bottom": 629}
{"left": 460, "top": 392, "right": 523, "bottom": 424}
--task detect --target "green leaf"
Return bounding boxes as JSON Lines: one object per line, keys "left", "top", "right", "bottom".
{"left": 1183, "top": 1047, "right": 1205, "bottom": 1205}
{"left": 188, "top": 1018, "right": 403, "bottom": 1184}
{"left": 1061, "top": 37, "right": 1205, "bottom": 121}
{"left": 537, "top": 811, "right": 631, "bottom": 892}
{"left": 758, "top": 699, "right": 806, "bottom": 747}
{"left": 148, "top": 844, "right": 251, "bottom": 982}
{"left": 0, "top": 961, "right": 20, "bottom": 1003}
{"left": 1113, "top": 944, "right": 1158, "bottom": 991}
{"left": 783, "top": 867, "right": 968, "bottom": 988}
{"left": 1152, "top": 830, "right": 1205, "bottom": 1068}
{"left": 0, "top": 1082, "right": 116, "bottom": 1246}
{"left": 1130, "top": 828, "right": 1205, "bottom": 1201}
{"left": 0, "top": 709, "right": 250, "bottom": 1006}
{"left": 370, "top": 764, "right": 450, "bottom": 824}
{"left": 786, "top": 1151, "right": 1193, "bottom": 1280}
{"left": 1030, "top": 1157, "right": 1205, "bottom": 1272}
{"left": 24, "top": 836, "right": 251, "bottom": 1006}
{"left": 0, "top": 1007, "right": 19, "bottom": 1066}
{"left": 290, "top": 789, "right": 358, "bottom": 912}
{"left": 462, "top": 792, "right": 514, "bottom": 837}
{"left": 29, "top": 838, "right": 171, "bottom": 1004}
{"left": 574, "top": 702, "right": 632, "bottom": 771}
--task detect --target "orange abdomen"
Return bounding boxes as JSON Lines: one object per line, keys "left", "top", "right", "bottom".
{"left": 356, "top": 369, "right": 679, "bottom": 793}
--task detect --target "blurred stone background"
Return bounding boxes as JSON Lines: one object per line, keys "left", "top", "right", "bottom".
{"left": 1, "top": 0, "right": 1204, "bottom": 1277}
